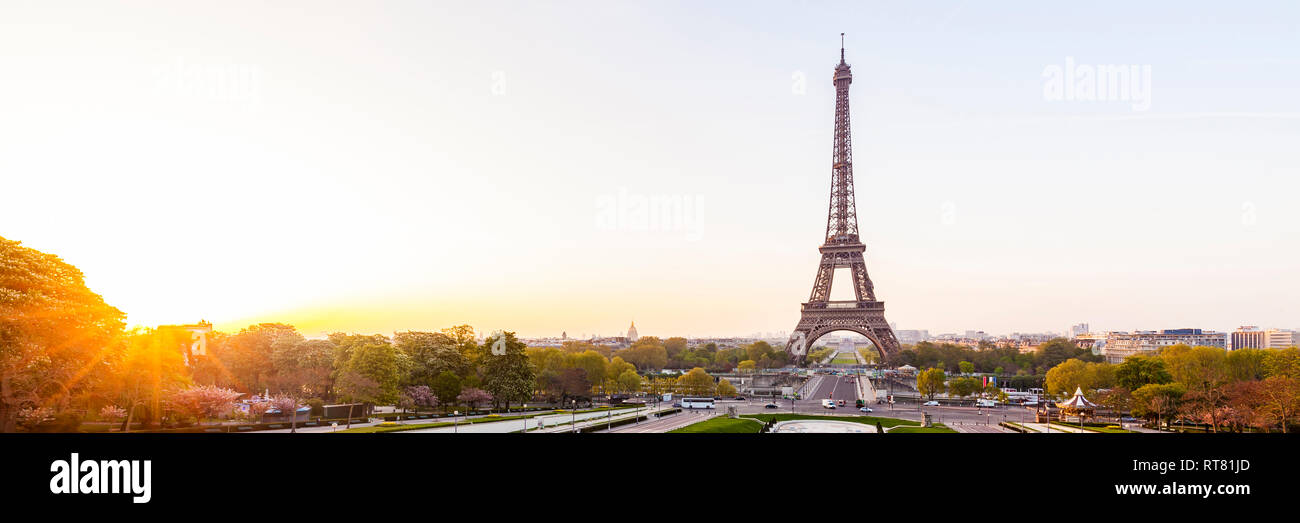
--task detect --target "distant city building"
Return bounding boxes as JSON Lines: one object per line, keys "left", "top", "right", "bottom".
{"left": 1102, "top": 329, "right": 1227, "bottom": 363}
{"left": 1070, "top": 323, "right": 1090, "bottom": 337}
{"left": 626, "top": 321, "right": 639, "bottom": 343}
{"left": 1072, "top": 332, "right": 1107, "bottom": 355}
{"left": 895, "top": 329, "right": 929, "bottom": 344}
{"left": 1231, "top": 326, "right": 1297, "bottom": 350}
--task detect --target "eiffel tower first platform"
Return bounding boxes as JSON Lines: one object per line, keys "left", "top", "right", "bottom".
{"left": 785, "top": 36, "right": 901, "bottom": 364}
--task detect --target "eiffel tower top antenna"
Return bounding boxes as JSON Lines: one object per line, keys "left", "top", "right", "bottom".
{"left": 840, "top": 33, "right": 845, "bottom": 63}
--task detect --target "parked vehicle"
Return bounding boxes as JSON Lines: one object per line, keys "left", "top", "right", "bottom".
{"left": 922, "top": 400, "right": 940, "bottom": 406}
{"left": 975, "top": 399, "right": 997, "bottom": 408}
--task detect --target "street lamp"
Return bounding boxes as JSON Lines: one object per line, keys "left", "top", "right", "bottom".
{"left": 522, "top": 404, "right": 528, "bottom": 433}
{"left": 453, "top": 410, "right": 459, "bottom": 434}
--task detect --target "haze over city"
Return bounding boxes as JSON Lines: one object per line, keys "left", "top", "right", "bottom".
{"left": 3, "top": 1, "right": 1297, "bottom": 338}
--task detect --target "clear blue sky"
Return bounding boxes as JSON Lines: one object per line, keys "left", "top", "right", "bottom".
{"left": 1, "top": 1, "right": 1297, "bottom": 338}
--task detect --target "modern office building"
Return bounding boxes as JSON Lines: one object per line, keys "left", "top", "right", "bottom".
{"left": 1232, "top": 326, "right": 1298, "bottom": 349}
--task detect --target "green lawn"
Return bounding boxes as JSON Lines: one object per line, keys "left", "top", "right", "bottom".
{"left": 336, "top": 406, "right": 638, "bottom": 433}
{"left": 887, "top": 423, "right": 957, "bottom": 433}
{"left": 831, "top": 353, "right": 858, "bottom": 364}
{"left": 742, "top": 413, "right": 920, "bottom": 429}
{"left": 667, "top": 417, "right": 764, "bottom": 433}
{"left": 669, "top": 413, "right": 939, "bottom": 433}
{"left": 1049, "top": 422, "right": 1134, "bottom": 434}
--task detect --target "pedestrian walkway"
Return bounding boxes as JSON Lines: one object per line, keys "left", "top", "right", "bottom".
{"left": 1016, "top": 422, "right": 1091, "bottom": 433}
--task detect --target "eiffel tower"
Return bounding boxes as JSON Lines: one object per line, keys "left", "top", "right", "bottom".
{"left": 785, "top": 35, "right": 900, "bottom": 364}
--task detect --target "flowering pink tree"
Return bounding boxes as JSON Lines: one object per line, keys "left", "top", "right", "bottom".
{"left": 246, "top": 400, "right": 271, "bottom": 422}
{"left": 166, "top": 385, "right": 243, "bottom": 425}
{"left": 99, "top": 405, "right": 127, "bottom": 430}
{"left": 404, "top": 385, "right": 437, "bottom": 414}
{"left": 269, "top": 394, "right": 303, "bottom": 433}
{"left": 457, "top": 388, "right": 493, "bottom": 411}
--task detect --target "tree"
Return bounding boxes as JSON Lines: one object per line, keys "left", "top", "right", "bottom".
{"left": 677, "top": 368, "right": 714, "bottom": 396}
{"left": 99, "top": 405, "right": 127, "bottom": 430}
{"left": 394, "top": 331, "right": 468, "bottom": 387}
{"left": 1264, "top": 347, "right": 1300, "bottom": 379}
{"left": 431, "top": 371, "right": 462, "bottom": 412}
{"left": 617, "top": 369, "right": 643, "bottom": 394}
{"left": 339, "top": 341, "right": 408, "bottom": 406}
{"left": 334, "top": 370, "right": 379, "bottom": 429}
{"left": 457, "top": 388, "right": 493, "bottom": 410}
{"left": 403, "top": 385, "right": 437, "bottom": 414}
{"left": 737, "top": 360, "right": 757, "bottom": 372}
{"left": 1, "top": 236, "right": 126, "bottom": 432}
{"left": 948, "top": 377, "right": 981, "bottom": 399}
{"left": 664, "top": 337, "right": 689, "bottom": 360}
{"left": 1131, "top": 383, "right": 1186, "bottom": 429}
{"left": 716, "top": 378, "right": 738, "bottom": 397}
{"left": 269, "top": 337, "right": 334, "bottom": 398}
{"left": 1115, "top": 355, "right": 1172, "bottom": 390}
{"left": 165, "top": 385, "right": 242, "bottom": 426}
{"left": 554, "top": 368, "right": 591, "bottom": 406}
{"left": 1096, "top": 387, "right": 1132, "bottom": 422}
{"left": 571, "top": 350, "right": 609, "bottom": 394}
{"left": 1035, "top": 338, "right": 1099, "bottom": 373}
{"left": 224, "top": 323, "right": 303, "bottom": 394}
{"left": 440, "top": 325, "right": 481, "bottom": 368}
{"left": 480, "top": 331, "right": 535, "bottom": 410}
{"left": 958, "top": 361, "right": 974, "bottom": 375}
{"left": 1045, "top": 359, "right": 1114, "bottom": 396}
{"left": 1254, "top": 376, "right": 1300, "bottom": 433}
{"left": 100, "top": 327, "right": 192, "bottom": 431}
{"left": 1226, "top": 348, "right": 1268, "bottom": 382}
{"left": 620, "top": 341, "right": 668, "bottom": 371}
{"left": 269, "top": 394, "right": 302, "bottom": 433}
{"left": 916, "top": 368, "right": 947, "bottom": 400}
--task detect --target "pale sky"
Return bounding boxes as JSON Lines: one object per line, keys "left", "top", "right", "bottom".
{"left": 2, "top": 1, "right": 1297, "bottom": 339}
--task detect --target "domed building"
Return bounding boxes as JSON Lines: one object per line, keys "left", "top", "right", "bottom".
{"left": 627, "top": 321, "right": 639, "bottom": 343}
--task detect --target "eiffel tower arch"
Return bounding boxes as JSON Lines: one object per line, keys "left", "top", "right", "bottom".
{"left": 786, "top": 35, "right": 900, "bottom": 364}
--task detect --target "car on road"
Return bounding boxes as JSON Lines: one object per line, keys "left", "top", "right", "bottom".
{"left": 672, "top": 402, "right": 682, "bottom": 408}
{"left": 764, "top": 403, "right": 779, "bottom": 409}
{"left": 922, "top": 400, "right": 940, "bottom": 406}
{"left": 859, "top": 407, "right": 872, "bottom": 413}
{"left": 821, "top": 399, "right": 836, "bottom": 409}
{"left": 734, "top": 396, "right": 745, "bottom": 401}
{"left": 837, "top": 400, "right": 845, "bottom": 407}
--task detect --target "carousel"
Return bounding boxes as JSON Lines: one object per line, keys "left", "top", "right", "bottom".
{"left": 1055, "top": 386, "right": 1098, "bottom": 422}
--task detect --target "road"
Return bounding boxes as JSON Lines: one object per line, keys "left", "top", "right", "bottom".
{"left": 603, "top": 409, "right": 715, "bottom": 433}
{"left": 399, "top": 406, "right": 647, "bottom": 433}
{"left": 806, "top": 374, "right": 858, "bottom": 404}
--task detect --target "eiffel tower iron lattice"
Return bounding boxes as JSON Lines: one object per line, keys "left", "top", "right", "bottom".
{"left": 785, "top": 36, "right": 900, "bottom": 364}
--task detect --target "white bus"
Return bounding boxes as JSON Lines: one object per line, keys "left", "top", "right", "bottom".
{"left": 681, "top": 397, "right": 715, "bottom": 409}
